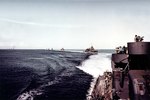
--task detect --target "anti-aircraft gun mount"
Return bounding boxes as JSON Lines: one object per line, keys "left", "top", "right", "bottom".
{"left": 111, "top": 40, "right": 150, "bottom": 100}
{"left": 90, "top": 36, "right": 150, "bottom": 100}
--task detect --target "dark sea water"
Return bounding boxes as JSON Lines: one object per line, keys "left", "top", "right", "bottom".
{"left": 0, "top": 50, "right": 93, "bottom": 100}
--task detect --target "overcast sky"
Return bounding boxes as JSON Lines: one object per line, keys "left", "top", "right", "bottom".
{"left": 0, "top": 0, "right": 150, "bottom": 49}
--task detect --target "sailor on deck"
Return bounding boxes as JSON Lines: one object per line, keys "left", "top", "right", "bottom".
{"left": 134, "top": 35, "right": 144, "bottom": 42}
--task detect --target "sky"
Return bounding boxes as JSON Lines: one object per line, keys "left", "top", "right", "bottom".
{"left": 0, "top": 0, "right": 150, "bottom": 49}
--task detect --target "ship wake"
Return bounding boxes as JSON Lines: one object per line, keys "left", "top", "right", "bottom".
{"left": 77, "top": 53, "right": 112, "bottom": 99}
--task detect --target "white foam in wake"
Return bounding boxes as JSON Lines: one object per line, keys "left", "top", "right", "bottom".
{"left": 77, "top": 53, "right": 112, "bottom": 100}
{"left": 17, "top": 78, "right": 60, "bottom": 100}
{"left": 77, "top": 53, "right": 112, "bottom": 78}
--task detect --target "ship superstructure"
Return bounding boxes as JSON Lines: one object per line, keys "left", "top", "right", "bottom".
{"left": 91, "top": 36, "right": 150, "bottom": 100}
{"left": 112, "top": 39, "right": 150, "bottom": 100}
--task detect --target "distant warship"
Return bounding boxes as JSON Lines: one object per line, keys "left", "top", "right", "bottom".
{"left": 85, "top": 46, "right": 98, "bottom": 55}
{"left": 91, "top": 35, "right": 150, "bottom": 100}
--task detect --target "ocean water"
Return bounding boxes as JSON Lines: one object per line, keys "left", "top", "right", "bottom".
{"left": 0, "top": 49, "right": 114, "bottom": 100}
{"left": 77, "top": 50, "right": 114, "bottom": 99}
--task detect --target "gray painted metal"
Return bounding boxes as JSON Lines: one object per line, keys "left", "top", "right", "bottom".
{"left": 111, "top": 54, "right": 128, "bottom": 63}
{"left": 128, "top": 42, "right": 150, "bottom": 54}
